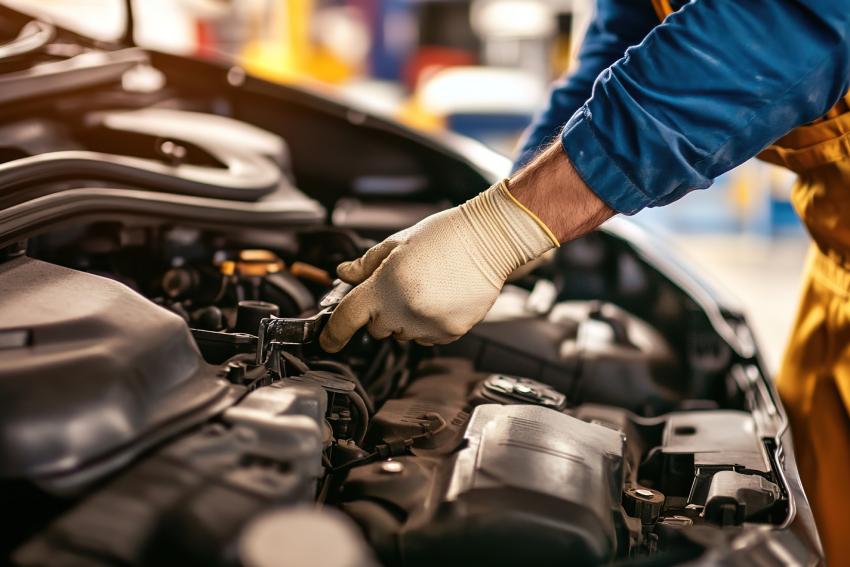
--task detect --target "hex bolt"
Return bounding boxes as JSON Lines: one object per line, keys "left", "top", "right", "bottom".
{"left": 380, "top": 461, "right": 404, "bottom": 474}
{"left": 624, "top": 487, "right": 665, "bottom": 524}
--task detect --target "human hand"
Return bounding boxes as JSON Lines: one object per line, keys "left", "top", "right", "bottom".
{"left": 319, "top": 180, "right": 559, "bottom": 352}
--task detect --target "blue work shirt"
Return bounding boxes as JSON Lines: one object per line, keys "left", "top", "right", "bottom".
{"left": 515, "top": 0, "right": 850, "bottom": 215}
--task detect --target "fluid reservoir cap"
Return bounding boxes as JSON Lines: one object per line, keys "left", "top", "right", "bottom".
{"left": 234, "top": 300, "right": 280, "bottom": 336}
{"left": 162, "top": 267, "right": 195, "bottom": 298}
{"left": 482, "top": 374, "right": 566, "bottom": 410}
{"left": 623, "top": 486, "right": 665, "bottom": 525}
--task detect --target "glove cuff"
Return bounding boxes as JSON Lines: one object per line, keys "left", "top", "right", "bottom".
{"left": 457, "top": 179, "right": 559, "bottom": 285}
{"left": 499, "top": 179, "right": 560, "bottom": 248}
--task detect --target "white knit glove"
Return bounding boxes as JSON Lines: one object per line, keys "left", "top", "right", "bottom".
{"left": 319, "top": 180, "right": 559, "bottom": 352}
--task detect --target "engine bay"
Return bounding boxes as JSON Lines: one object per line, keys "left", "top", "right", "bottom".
{"left": 2, "top": 216, "right": 789, "bottom": 567}
{"left": 0, "top": 10, "right": 815, "bottom": 565}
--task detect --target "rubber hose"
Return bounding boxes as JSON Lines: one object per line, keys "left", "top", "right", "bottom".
{"left": 346, "top": 390, "right": 369, "bottom": 446}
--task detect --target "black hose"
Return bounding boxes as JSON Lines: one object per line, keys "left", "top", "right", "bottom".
{"left": 367, "top": 342, "right": 409, "bottom": 403}
{"left": 362, "top": 341, "right": 393, "bottom": 386}
{"left": 221, "top": 352, "right": 257, "bottom": 367}
{"left": 346, "top": 390, "right": 369, "bottom": 447}
{"left": 309, "top": 359, "right": 375, "bottom": 415}
{"left": 279, "top": 348, "right": 311, "bottom": 376}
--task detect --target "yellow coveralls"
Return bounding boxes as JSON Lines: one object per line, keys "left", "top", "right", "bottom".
{"left": 759, "top": 96, "right": 850, "bottom": 567}
{"left": 647, "top": 2, "right": 850, "bottom": 562}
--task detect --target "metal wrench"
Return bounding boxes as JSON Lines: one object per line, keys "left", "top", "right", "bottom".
{"left": 255, "top": 279, "right": 353, "bottom": 364}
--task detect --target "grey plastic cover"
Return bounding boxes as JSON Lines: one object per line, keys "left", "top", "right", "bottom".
{"left": 662, "top": 411, "right": 771, "bottom": 472}
{"left": 403, "top": 405, "right": 627, "bottom": 565}
{"left": 0, "top": 256, "right": 232, "bottom": 480}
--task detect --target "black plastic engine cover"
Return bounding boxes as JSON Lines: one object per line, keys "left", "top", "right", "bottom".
{"left": 0, "top": 257, "right": 233, "bottom": 488}
{"left": 439, "top": 294, "right": 680, "bottom": 414}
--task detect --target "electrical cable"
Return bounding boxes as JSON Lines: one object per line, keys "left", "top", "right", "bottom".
{"left": 329, "top": 452, "right": 379, "bottom": 475}
{"left": 316, "top": 472, "right": 334, "bottom": 505}
{"left": 411, "top": 412, "right": 447, "bottom": 439}
{"left": 328, "top": 412, "right": 446, "bottom": 475}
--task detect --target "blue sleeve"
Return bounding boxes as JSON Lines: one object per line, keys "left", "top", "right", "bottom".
{"left": 560, "top": 0, "right": 850, "bottom": 215}
{"left": 513, "top": 0, "right": 659, "bottom": 171}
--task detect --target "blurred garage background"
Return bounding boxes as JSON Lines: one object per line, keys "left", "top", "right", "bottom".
{"left": 2, "top": 0, "right": 811, "bottom": 373}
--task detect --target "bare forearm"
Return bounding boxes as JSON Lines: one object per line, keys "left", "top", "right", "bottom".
{"left": 509, "top": 141, "right": 616, "bottom": 243}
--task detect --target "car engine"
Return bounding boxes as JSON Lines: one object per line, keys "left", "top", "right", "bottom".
{"left": 0, "top": 8, "right": 819, "bottom": 566}
{"left": 1, "top": 222, "right": 790, "bottom": 567}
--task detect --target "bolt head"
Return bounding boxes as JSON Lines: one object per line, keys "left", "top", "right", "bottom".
{"left": 380, "top": 461, "right": 404, "bottom": 474}
{"left": 635, "top": 488, "right": 654, "bottom": 499}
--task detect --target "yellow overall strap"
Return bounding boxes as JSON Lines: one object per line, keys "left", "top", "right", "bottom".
{"left": 811, "top": 93, "right": 850, "bottom": 125}
{"left": 645, "top": 6, "right": 850, "bottom": 566}
{"left": 758, "top": 110, "right": 850, "bottom": 172}
{"left": 650, "top": 0, "right": 675, "bottom": 21}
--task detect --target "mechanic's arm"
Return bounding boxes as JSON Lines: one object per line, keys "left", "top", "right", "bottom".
{"left": 321, "top": 0, "right": 850, "bottom": 353}
{"left": 559, "top": 0, "right": 850, "bottom": 214}
{"left": 514, "top": 0, "right": 659, "bottom": 170}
